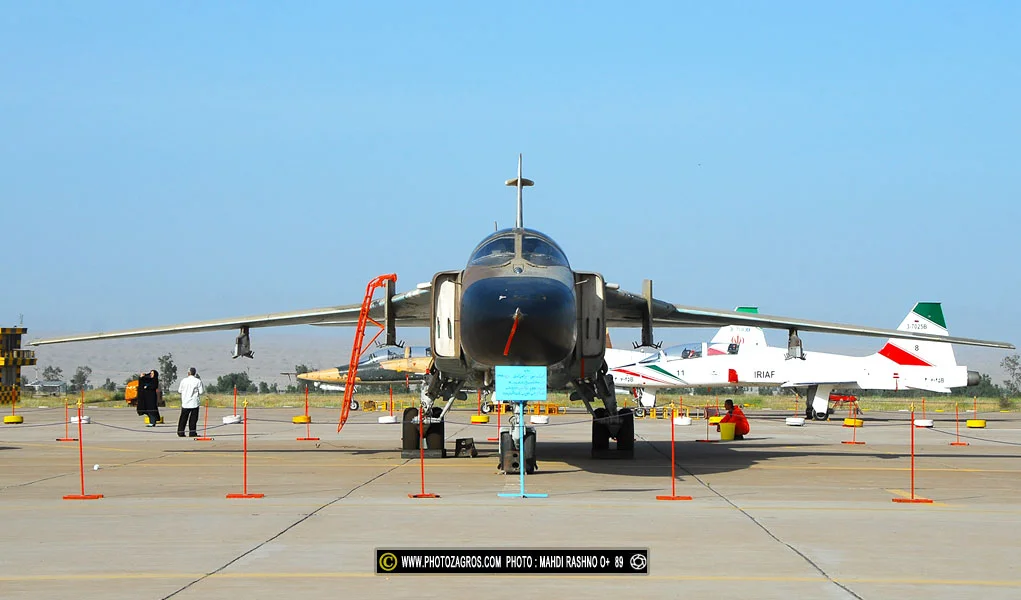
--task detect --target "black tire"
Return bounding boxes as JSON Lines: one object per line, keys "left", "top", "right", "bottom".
{"left": 401, "top": 407, "right": 420, "bottom": 451}
{"left": 523, "top": 429, "right": 537, "bottom": 474}
{"left": 592, "top": 408, "right": 610, "bottom": 452}
{"left": 634, "top": 407, "right": 647, "bottom": 419}
{"left": 350, "top": 399, "right": 360, "bottom": 411}
{"left": 425, "top": 420, "right": 445, "bottom": 450}
{"left": 813, "top": 409, "right": 828, "bottom": 421}
{"left": 480, "top": 401, "right": 493, "bottom": 414}
{"left": 616, "top": 408, "right": 635, "bottom": 453}
{"left": 500, "top": 431, "right": 518, "bottom": 473}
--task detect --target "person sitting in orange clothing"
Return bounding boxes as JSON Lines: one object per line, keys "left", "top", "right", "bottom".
{"left": 718, "top": 398, "right": 750, "bottom": 439}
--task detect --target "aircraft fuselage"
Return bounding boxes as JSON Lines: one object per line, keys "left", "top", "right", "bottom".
{"left": 459, "top": 228, "right": 578, "bottom": 370}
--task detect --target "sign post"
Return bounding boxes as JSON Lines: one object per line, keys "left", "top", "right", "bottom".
{"left": 495, "top": 366, "right": 547, "bottom": 499}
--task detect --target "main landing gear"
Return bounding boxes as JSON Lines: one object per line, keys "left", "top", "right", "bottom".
{"left": 401, "top": 406, "right": 446, "bottom": 458}
{"left": 498, "top": 412, "right": 537, "bottom": 475}
{"left": 572, "top": 371, "right": 636, "bottom": 459}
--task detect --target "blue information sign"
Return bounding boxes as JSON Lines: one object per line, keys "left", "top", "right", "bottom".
{"left": 495, "top": 366, "right": 548, "bottom": 402}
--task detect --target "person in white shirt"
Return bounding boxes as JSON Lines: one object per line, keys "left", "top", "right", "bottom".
{"left": 177, "top": 367, "right": 206, "bottom": 437}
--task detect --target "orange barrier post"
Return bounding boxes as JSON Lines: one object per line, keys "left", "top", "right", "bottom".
{"left": 297, "top": 386, "right": 319, "bottom": 441}
{"left": 409, "top": 407, "right": 439, "bottom": 498}
{"left": 950, "top": 402, "right": 969, "bottom": 447}
{"left": 657, "top": 408, "right": 693, "bottom": 501}
{"left": 477, "top": 389, "right": 482, "bottom": 416}
{"left": 195, "top": 400, "right": 213, "bottom": 441}
{"left": 973, "top": 396, "right": 978, "bottom": 420}
{"left": 696, "top": 404, "right": 716, "bottom": 443}
{"left": 227, "top": 401, "right": 263, "bottom": 499}
{"left": 487, "top": 400, "right": 501, "bottom": 442}
{"left": 56, "top": 400, "right": 77, "bottom": 442}
{"left": 892, "top": 408, "right": 933, "bottom": 504}
{"left": 63, "top": 400, "right": 102, "bottom": 500}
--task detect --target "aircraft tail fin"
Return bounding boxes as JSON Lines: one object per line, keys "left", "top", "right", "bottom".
{"left": 709, "top": 307, "right": 767, "bottom": 348}
{"left": 875, "top": 302, "right": 958, "bottom": 367}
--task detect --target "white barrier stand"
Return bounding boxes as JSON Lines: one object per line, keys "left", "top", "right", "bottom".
{"left": 785, "top": 417, "right": 806, "bottom": 426}
{"left": 222, "top": 414, "right": 243, "bottom": 425}
{"left": 377, "top": 415, "right": 398, "bottom": 424}
{"left": 530, "top": 415, "right": 550, "bottom": 425}
{"left": 71, "top": 415, "right": 91, "bottom": 424}
{"left": 913, "top": 419, "right": 934, "bottom": 428}
{"left": 673, "top": 416, "right": 692, "bottom": 426}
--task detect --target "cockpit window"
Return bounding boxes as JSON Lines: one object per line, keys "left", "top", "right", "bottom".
{"left": 468, "top": 235, "right": 516, "bottom": 267}
{"left": 521, "top": 235, "right": 569, "bottom": 267}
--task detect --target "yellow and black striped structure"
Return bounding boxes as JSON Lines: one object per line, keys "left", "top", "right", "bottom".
{"left": 1, "top": 328, "right": 36, "bottom": 405}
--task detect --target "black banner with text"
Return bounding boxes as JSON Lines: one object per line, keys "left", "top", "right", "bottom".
{"left": 376, "top": 549, "right": 648, "bottom": 575}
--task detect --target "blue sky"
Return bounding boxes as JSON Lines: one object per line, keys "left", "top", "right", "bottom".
{"left": 3, "top": 2, "right": 1018, "bottom": 370}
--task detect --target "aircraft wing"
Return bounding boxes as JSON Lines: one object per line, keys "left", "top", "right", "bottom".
{"left": 604, "top": 287, "right": 1014, "bottom": 349}
{"left": 29, "top": 287, "right": 432, "bottom": 346}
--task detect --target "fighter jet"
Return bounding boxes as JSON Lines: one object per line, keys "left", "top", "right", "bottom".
{"left": 31, "top": 156, "right": 1014, "bottom": 474}
{"left": 607, "top": 303, "right": 984, "bottom": 420}
{"left": 297, "top": 345, "right": 430, "bottom": 391}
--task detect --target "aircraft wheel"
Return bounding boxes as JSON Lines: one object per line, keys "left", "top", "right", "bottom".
{"left": 499, "top": 430, "right": 517, "bottom": 473}
{"left": 401, "top": 407, "right": 420, "bottom": 451}
{"left": 616, "top": 408, "right": 635, "bottom": 453}
{"left": 592, "top": 408, "right": 610, "bottom": 452}
{"left": 523, "top": 429, "right": 537, "bottom": 474}
{"left": 813, "top": 410, "right": 828, "bottom": 421}
{"left": 480, "top": 401, "right": 493, "bottom": 414}
{"left": 425, "top": 420, "right": 445, "bottom": 451}
{"left": 633, "top": 407, "right": 647, "bottom": 419}
{"left": 350, "top": 399, "right": 360, "bottom": 411}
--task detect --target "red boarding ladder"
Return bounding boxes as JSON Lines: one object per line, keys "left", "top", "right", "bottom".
{"left": 337, "top": 274, "right": 398, "bottom": 433}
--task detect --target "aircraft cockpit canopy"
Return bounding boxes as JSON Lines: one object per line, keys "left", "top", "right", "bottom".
{"left": 662, "top": 343, "right": 705, "bottom": 359}
{"left": 468, "top": 233, "right": 515, "bottom": 267}
{"left": 467, "top": 228, "right": 570, "bottom": 268}
{"left": 357, "top": 346, "right": 432, "bottom": 365}
{"left": 521, "top": 232, "right": 569, "bottom": 267}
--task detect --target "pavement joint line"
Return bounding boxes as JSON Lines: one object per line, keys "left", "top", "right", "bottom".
{"left": 161, "top": 455, "right": 411, "bottom": 599}
{"left": 637, "top": 432, "right": 864, "bottom": 600}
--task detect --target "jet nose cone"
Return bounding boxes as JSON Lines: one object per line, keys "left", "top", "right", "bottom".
{"left": 460, "top": 276, "right": 577, "bottom": 367}
{"left": 297, "top": 368, "right": 345, "bottom": 384}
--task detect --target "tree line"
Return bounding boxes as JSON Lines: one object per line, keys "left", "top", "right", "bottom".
{"left": 28, "top": 354, "right": 1021, "bottom": 399}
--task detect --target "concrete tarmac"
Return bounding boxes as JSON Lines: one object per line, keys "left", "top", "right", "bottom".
{"left": 1, "top": 405, "right": 1019, "bottom": 599}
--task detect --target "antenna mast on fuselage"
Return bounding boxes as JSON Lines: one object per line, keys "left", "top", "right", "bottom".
{"left": 505, "top": 153, "right": 534, "bottom": 228}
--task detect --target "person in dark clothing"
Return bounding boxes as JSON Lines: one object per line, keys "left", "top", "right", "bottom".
{"left": 137, "top": 369, "right": 163, "bottom": 427}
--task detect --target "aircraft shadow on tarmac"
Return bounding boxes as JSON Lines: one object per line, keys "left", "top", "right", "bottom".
{"left": 159, "top": 436, "right": 1018, "bottom": 479}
